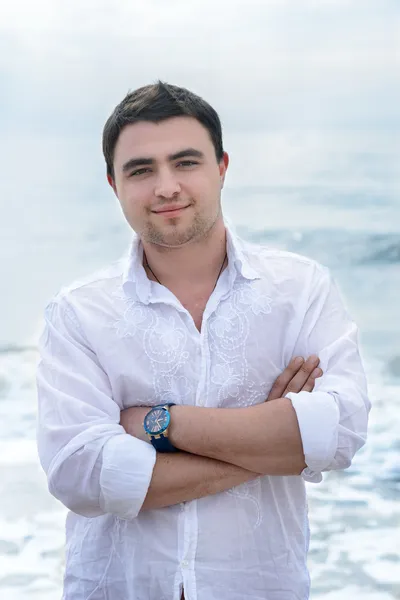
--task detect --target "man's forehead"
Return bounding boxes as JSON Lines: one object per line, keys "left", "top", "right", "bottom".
{"left": 114, "top": 117, "right": 211, "bottom": 159}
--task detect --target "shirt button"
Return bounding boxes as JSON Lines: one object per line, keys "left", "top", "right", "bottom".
{"left": 181, "top": 560, "right": 189, "bottom": 568}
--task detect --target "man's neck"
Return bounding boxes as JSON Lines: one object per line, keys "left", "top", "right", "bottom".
{"left": 141, "top": 221, "right": 227, "bottom": 290}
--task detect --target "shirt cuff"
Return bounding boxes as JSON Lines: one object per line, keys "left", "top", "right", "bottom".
{"left": 100, "top": 433, "right": 156, "bottom": 520}
{"left": 285, "top": 390, "right": 340, "bottom": 483}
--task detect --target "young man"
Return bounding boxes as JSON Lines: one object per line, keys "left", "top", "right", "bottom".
{"left": 36, "top": 81, "right": 370, "bottom": 600}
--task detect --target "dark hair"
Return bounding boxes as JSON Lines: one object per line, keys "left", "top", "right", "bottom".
{"left": 102, "top": 80, "right": 224, "bottom": 179}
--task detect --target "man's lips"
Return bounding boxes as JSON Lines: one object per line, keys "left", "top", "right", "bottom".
{"left": 152, "top": 205, "right": 190, "bottom": 214}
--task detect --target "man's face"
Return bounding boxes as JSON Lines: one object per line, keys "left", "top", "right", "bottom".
{"left": 110, "top": 116, "right": 229, "bottom": 247}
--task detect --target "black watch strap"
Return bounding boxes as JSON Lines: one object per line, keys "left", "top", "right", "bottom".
{"left": 150, "top": 433, "right": 178, "bottom": 453}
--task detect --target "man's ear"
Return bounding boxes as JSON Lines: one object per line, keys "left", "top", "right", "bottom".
{"left": 107, "top": 173, "right": 117, "bottom": 195}
{"left": 219, "top": 151, "right": 229, "bottom": 189}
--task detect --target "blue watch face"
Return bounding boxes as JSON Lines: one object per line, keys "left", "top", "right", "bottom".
{"left": 144, "top": 407, "right": 170, "bottom": 435}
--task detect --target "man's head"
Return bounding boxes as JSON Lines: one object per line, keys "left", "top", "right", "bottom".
{"left": 103, "top": 81, "right": 229, "bottom": 248}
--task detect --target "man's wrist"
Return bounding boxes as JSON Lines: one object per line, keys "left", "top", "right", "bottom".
{"left": 120, "top": 406, "right": 151, "bottom": 442}
{"left": 168, "top": 405, "right": 180, "bottom": 448}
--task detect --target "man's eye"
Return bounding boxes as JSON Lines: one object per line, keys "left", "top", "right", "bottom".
{"left": 177, "top": 161, "right": 198, "bottom": 167}
{"left": 130, "top": 168, "right": 151, "bottom": 177}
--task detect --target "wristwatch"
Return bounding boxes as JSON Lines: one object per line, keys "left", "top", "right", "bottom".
{"left": 143, "top": 403, "right": 178, "bottom": 453}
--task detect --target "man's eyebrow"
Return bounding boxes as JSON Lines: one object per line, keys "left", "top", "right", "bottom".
{"left": 168, "top": 148, "right": 204, "bottom": 161}
{"left": 122, "top": 157, "right": 154, "bottom": 172}
{"left": 121, "top": 148, "right": 204, "bottom": 173}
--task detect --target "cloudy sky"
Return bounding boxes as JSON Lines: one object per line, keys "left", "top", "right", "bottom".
{"left": 1, "top": 0, "right": 399, "bottom": 190}
{"left": 0, "top": 0, "right": 399, "bottom": 343}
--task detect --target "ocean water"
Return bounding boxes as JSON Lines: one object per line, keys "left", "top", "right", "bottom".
{"left": 0, "top": 178, "right": 399, "bottom": 599}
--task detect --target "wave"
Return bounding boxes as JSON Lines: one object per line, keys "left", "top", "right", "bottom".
{"left": 0, "top": 345, "right": 37, "bottom": 355}
{"left": 387, "top": 356, "right": 400, "bottom": 378}
{"left": 239, "top": 228, "right": 400, "bottom": 267}
{"left": 362, "top": 239, "right": 400, "bottom": 264}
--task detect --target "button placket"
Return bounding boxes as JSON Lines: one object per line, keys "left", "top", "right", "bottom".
{"left": 179, "top": 498, "right": 198, "bottom": 593}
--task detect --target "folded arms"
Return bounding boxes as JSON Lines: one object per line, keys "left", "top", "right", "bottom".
{"left": 36, "top": 267, "right": 370, "bottom": 519}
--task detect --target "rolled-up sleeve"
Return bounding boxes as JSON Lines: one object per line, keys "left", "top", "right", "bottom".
{"left": 36, "top": 296, "right": 156, "bottom": 519}
{"left": 286, "top": 265, "right": 371, "bottom": 483}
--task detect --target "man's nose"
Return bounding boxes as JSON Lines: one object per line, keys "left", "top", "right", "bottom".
{"left": 154, "top": 169, "right": 182, "bottom": 198}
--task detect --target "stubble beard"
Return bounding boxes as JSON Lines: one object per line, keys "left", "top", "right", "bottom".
{"left": 141, "top": 204, "right": 221, "bottom": 248}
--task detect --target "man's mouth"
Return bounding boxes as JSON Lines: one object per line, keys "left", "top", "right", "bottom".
{"left": 152, "top": 205, "right": 190, "bottom": 216}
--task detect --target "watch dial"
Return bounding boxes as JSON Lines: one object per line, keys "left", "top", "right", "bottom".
{"left": 145, "top": 408, "right": 168, "bottom": 434}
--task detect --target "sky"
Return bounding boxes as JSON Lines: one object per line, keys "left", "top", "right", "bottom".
{"left": 1, "top": 0, "right": 399, "bottom": 188}
{"left": 1, "top": 1, "right": 399, "bottom": 128}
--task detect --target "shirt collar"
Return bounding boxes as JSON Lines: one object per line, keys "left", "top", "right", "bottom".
{"left": 225, "top": 223, "right": 261, "bottom": 282}
{"left": 122, "top": 220, "right": 261, "bottom": 304}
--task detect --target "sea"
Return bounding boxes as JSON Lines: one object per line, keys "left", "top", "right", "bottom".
{"left": 0, "top": 143, "right": 399, "bottom": 599}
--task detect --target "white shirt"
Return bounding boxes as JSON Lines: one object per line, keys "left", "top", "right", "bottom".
{"left": 36, "top": 224, "right": 370, "bottom": 600}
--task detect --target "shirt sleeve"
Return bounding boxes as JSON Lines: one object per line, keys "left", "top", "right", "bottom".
{"left": 36, "top": 295, "right": 156, "bottom": 519}
{"left": 285, "top": 264, "right": 371, "bottom": 484}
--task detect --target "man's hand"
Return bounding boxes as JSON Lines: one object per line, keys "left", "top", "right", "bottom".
{"left": 267, "top": 355, "right": 322, "bottom": 402}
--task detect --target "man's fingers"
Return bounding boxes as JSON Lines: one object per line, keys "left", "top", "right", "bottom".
{"left": 267, "top": 355, "right": 323, "bottom": 402}
{"left": 282, "top": 355, "right": 320, "bottom": 395}
{"left": 267, "top": 356, "right": 305, "bottom": 401}
{"left": 296, "top": 368, "right": 322, "bottom": 394}
{"left": 310, "top": 367, "right": 323, "bottom": 380}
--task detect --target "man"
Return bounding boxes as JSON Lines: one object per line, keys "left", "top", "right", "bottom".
{"left": 36, "top": 81, "right": 370, "bottom": 600}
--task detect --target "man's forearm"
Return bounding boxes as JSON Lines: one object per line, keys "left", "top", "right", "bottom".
{"left": 121, "top": 356, "right": 321, "bottom": 487}
{"left": 141, "top": 452, "right": 259, "bottom": 511}
{"left": 168, "top": 399, "right": 306, "bottom": 476}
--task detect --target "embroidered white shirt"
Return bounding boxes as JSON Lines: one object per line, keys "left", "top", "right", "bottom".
{"left": 36, "top": 225, "right": 370, "bottom": 600}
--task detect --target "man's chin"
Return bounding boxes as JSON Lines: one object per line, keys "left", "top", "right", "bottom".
{"left": 142, "top": 225, "right": 203, "bottom": 248}
{"left": 146, "top": 235, "right": 197, "bottom": 249}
